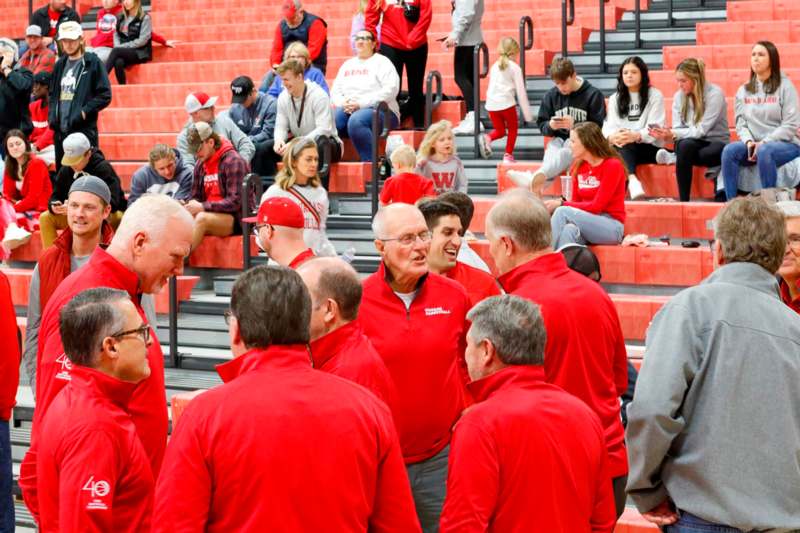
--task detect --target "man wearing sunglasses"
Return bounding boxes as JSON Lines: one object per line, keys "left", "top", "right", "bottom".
{"left": 33, "top": 288, "right": 155, "bottom": 532}
{"left": 245, "top": 196, "right": 315, "bottom": 269}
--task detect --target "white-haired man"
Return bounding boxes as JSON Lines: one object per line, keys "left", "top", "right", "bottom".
{"left": 776, "top": 201, "right": 800, "bottom": 314}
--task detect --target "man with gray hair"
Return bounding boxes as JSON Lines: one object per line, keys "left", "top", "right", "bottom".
{"left": 776, "top": 200, "right": 800, "bottom": 314}
{"left": 31, "top": 288, "right": 155, "bottom": 530}
{"left": 21, "top": 195, "right": 193, "bottom": 517}
{"left": 485, "top": 189, "right": 628, "bottom": 518}
{"left": 626, "top": 197, "right": 800, "bottom": 531}
{"left": 440, "top": 294, "right": 616, "bottom": 532}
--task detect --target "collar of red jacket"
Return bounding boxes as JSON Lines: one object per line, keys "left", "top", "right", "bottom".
{"left": 377, "top": 261, "right": 429, "bottom": 294}
{"left": 202, "top": 139, "right": 235, "bottom": 175}
{"left": 89, "top": 247, "right": 141, "bottom": 300}
{"left": 497, "top": 252, "right": 568, "bottom": 293}
{"left": 308, "top": 321, "right": 362, "bottom": 368}
{"left": 69, "top": 365, "right": 139, "bottom": 408}
{"left": 215, "top": 344, "right": 312, "bottom": 383}
{"left": 778, "top": 276, "right": 800, "bottom": 313}
{"left": 467, "top": 365, "right": 547, "bottom": 403}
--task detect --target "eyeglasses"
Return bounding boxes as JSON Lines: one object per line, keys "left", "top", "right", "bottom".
{"left": 252, "top": 223, "right": 271, "bottom": 237}
{"left": 354, "top": 35, "right": 374, "bottom": 42}
{"left": 380, "top": 230, "right": 432, "bottom": 246}
{"left": 788, "top": 235, "right": 800, "bottom": 252}
{"left": 110, "top": 323, "right": 151, "bottom": 343}
{"left": 223, "top": 310, "right": 235, "bottom": 326}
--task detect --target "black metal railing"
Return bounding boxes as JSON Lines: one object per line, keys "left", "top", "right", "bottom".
{"left": 472, "top": 42, "right": 489, "bottom": 158}
{"left": 519, "top": 16, "right": 534, "bottom": 79}
{"left": 561, "top": 0, "right": 575, "bottom": 58}
{"left": 634, "top": 0, "right": 642, "bottom": 48}
{"left": 370, "top": 101, "right": 391, "bottom": 215}
{"left": 240, "top": 172, "right": 263, "bottom": 271}
{"left": 168, "top": 276, "right": 181, "bottom": 368}
{"left": 424, "top": 70, "right": 443, "bottom": 129}
{"left": 599, "top": 0, "right": 610, "bottom": 73}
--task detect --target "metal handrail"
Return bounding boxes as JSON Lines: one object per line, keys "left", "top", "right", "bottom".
{"left": 318, "top": 137, "right": 332, "bottom": 182}
{"left": 561, "top": 0, "right": 575, "bottom": 58}
{"left": 634, "top": 0, "right": 641, "bottom": 48}
{"left": 599, "top": 0, "right": 610, "bottom": 73}
{"left": 518, "top": 16, "right": 534, "bottom": 80}
{"left": 241, "top": 172, "right": 263, "bottom": 271}
{"left": 472, "top": 42, "right": 489, "bottom": 158}
{"left": 424, "top": 70, "right": 443, "bottom": 129}
{"left": 168, "top": 276, "right": 180, "bottom": 368}
{"left": 370, "top": 101, "right": 391, "bottom": 215}
{"left": 667, "top": 0, "right": 673, "bottom": 26}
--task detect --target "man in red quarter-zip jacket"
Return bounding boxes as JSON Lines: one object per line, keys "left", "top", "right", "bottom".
{"left": 360, "top": 203, "right": 471, "bottom": 533}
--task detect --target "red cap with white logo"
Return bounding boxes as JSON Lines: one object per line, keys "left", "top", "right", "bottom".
{"left": 184, "top": 92, "right": 218, "bottom": 114}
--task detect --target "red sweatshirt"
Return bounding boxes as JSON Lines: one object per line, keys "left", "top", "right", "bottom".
{"left": 29, "top": 99, "right": 54, "bottom": 151}
{"left": 3, "top": 156, "right": 52, "bottom": 212}
{"left": 440, "top": 365, "right": 616, "bottom": 533}
{"left": 380, "top": 172, "right": 435, "bottom": 205}
{"left": 365, "top": 0, "right": 432, "bottom": 51}
{"left": 0, "top": 271, "right": 20, "bottom": 422}
{"left": 153, "top": 345, "right": 421, "bottom": 533}
{"left": 35, "top": 366, "right": 154, "bottom": 533}
{"left": 360, "top": 263, "right": 470, "bottom": 463}
{"left": 443, "top": 260, "right": 502, "bottom": 308}
{"left": 309, "top": 321, "right": 399, "bottom": 411}
{"left": 498, "top": 253, "right": 629, "bottom": 479}
{"left": 564, "top": 158, "right": 627, "bottom": 223}
{"left": 90, "top": 5, "right": 123, "bottom": 48}
{"left": 21, "top": 249, "right": 167, "bottom": 521}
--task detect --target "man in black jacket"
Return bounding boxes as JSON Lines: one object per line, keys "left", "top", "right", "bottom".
{"left": 29, "top": 0, "right": 81, "bottom": 47}
{"left": 49, "top": 21, "right": 111, "bottom": 171}
{"left": 0, "top": 39, "right": 33, "bottom": 156}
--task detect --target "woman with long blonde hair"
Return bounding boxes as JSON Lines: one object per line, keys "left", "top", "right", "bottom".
{"left": 104, "top": 0, "right": 152, "bottom": 85}
{"left": 414, "top": 120, "right": 467, "bottom": 193}
{"left": 545, "top": 122, "right": 627, "bottom": 248}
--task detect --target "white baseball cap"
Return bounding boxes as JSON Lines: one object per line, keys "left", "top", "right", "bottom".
{"left": 57, "top": 21, "right": 83, "bottom": 41}
{"left": 184, "top": 92, "right": 218, "bottom": 114}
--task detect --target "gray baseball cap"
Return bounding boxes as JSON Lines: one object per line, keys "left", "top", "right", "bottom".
{"left": 69, "top": 174, "right": 111, "bottom": 205}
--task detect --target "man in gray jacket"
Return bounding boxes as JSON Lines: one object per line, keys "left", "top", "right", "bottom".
{"left": 626, "top": 196, "right": 800, "bottom": 532}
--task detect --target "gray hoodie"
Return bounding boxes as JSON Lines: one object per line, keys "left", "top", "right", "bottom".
{"left": 735, "top": 74, "right": 800, "bottom": 145}
{"left": 128, "top": 148, "right": 194, "bottom": 206}
{"left": 450, "top": 0, "right": 484, "bottom": 47}
{"left": 176, "top": 112, "right": 256, "bottom": 167}
{"left": 671, "top": 82, "right": 730, "bottom": 144}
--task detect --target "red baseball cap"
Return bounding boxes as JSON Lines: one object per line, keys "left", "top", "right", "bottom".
{"left": 243, "top": 197, "right": 305, "bottom": 228}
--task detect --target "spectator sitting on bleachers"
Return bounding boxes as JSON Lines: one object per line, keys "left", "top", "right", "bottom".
{"left": 438, "top": 190, "right": 491, "bottom": 273}
{"left": 261, "top": 136, "right": 336, "bottom": 256}
{"left": 183, "top": 121, "right": 249, "bottom": 252}
{"left": 18, "top": 25, "right": 56, "bottom": 75}
{"left": 261, "top": 41, "right": 329, "bottom": 97}
{"left": 722, "top": 41, "right": 800, "bottom": 200}
{"left": 415, "top": 120, "right": 468, "bottom": 194}
{"left": 270, "top": 0, "right": 328, "bottom": 74}
{"left": 22, "top": 176, "right": 114, "bottom": 396}
{"left": 379, "top": 143, "right": 435, "bottom": 206}
{"left": 29, "top": 0, "right": 81, "bottom": 48}
{"left": 506, "top": 57, "right": 606, "bottom": 196}
{"left": 89, "top": 0, "right": 176, "bottom": 63}
{"left": 228, "top": 76, "right": 279, "bottom": 178}
{"left": 0, "top": 39, "right": 33, "bottom": 156}
{"left": 49, "top": 21, "right": 112, "bottom": 171}
{"left": 29, "top": 71, "right": 55, "bottom": 167}
{"left": 246, "top": 196, "right": 315, "bottom": 268}
{"left": 349, "top": 0, "right": 380, "bottom": 54}
{"left": 0, "top": 270, "right": 19, "bottom": 530}
{"left": 274, "top": 59, "right": 341, "bottom": 189}
{"left": 544, "top": 122, "right": 627, "bottom": 248}
{"left": 776, "top": 200, "right": 800, "bottom": 314}
{"left": 177, "top": 92, "right": 255, "bottom": 168}
{"left": 104, "top": 0, "right": 152, "bottom": 86}
{"left": 331, "top": 29, "right": 400, "bottom": 162}
{"left": 2, "top": 130, "right": 52, "bottom": 232}
{"left": 650, "top": 57, "right": 730, "bottom": 202}
{"left": 603, "top": 56, "right": 665, "bottom": 201}
{"left": 41, "top": 132, "right": 125, "bottom": 248}
{"left": 418, "top": 199, "right": 500, "bottom": 308}
{"left": 128, "top": 143, "right": 193, "bottom": 205}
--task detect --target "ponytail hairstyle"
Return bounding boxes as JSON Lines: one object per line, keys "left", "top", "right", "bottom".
{"left": 417, "top": 120, "right": 456, "bottom": 163}
{"left": 497, "top": 37, "right": 520, "bottom": 71}
{"left": 676, "top": 58, "right": 706, "bottom": 125}
{"left": 616, "top": 56, "right": 651, "bottom": 119}
{"left": 745, "top": 41, "right": 782, "bottom": 95}
{"left": 275, "top": 137, "right": 321, "bottom": 189}
{"left": 569, "top": 122, "right": 627, "bottom": 178}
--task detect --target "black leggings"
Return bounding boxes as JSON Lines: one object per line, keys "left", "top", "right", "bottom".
{"left": 453, "top": 45, "right": 475, "bottom": 113}
{"left": 380, "top": 43, "right": 428, "bottom": 128}
{"left": 674, "top": 138, "right": 725, "bottom": 201}
{"left": 618, "top": 142, "right": 659, "bottom": 176}
{"left": 105, "top": 47, "right": 147, "bottom": 85}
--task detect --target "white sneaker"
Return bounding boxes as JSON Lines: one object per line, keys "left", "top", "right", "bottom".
{"left": 656, "top": 149, "right": 677, "bottom": 165}
{"left": 628, "top": 175, "right": 646, "bottom": 200}
{"left": 451, "top": 111, "right": 483, "bottom": 134}
{"left": 506, "top": 169, "right": 534, "bottom": 188}
{"left": 479, "top": 134, "right": 492, "bottom": 159}
{"left": 2, "top": 224, "right": 31, "bottom": 250}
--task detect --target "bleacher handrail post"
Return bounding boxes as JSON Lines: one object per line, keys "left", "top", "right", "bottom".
{"left": 518, "top": 16, "right": 534, "bottom": 80}
{"left": 667, "top": 0, "right": 673, "bottom": 26}
{"left": 168, "top": 275, "right": 181, "bottom": 368}
{"left": 561, "top": 0, "right": 575, "bottom": 58}
{"left": 241, "top": 172, "right": 263, "bottom": 271}
{"left": 599, "top": 0, "right": 609, "bottom": 73}
{"left": 634, "top": 0, "right": 641, "bottom": 48}
{"left": 370, "top": 101, "right": 391, "bottom": 216}
{"left": 424, "top": 70, "right": 443, "bottom": 129}
{"left": 28, "top": 0, "right": 33, "bottom": 21}
{"left": 472, "top": 42, "right": 489, "bottom": 159}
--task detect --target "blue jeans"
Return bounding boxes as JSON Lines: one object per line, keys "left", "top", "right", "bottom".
{"left": 551, "top": 206, "right": 624, "bottom": 249}
{"left": 721, "top": 141, "right": 800, "bottom": 199}
{"left": 0, "top": 420, "right": 13, "bottom": 533}
{"left": 664, "top": 511, "right": 752, "bottom": 532}
{"left": 334, "top": 106, "right": 399, "bottom": 162}
{"left": 406, "top": 445, "right": 448, "bottom": 533}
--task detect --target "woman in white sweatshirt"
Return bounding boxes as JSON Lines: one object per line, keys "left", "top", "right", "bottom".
{"left": 602, "top": 56, "right": 665, "bottom": 200}
{"left": 331, "top": 29, "right": 400, "bottom": 162}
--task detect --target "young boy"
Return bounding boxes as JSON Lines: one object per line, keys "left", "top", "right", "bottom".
{"left": 379, "top": 144, "right": 435, "bottom": 206}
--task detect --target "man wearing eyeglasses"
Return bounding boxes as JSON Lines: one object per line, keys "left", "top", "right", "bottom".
{"left": 34, "top": 287, "right": 155, "bottom": 532}
{"left": 245, "top": 196, "right": 315, "bottom": 269}
{"left": 360, "top": 203, "right": 470, "bottom": 533}
{"left": 776, "top": 201, "right": 800, "bottom": 313}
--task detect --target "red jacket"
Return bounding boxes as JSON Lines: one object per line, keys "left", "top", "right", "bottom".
{"left": 443, "top": 260, "right": 502, "bottom": 308}
{"left": 365, "top": 0, "right": 432, "bottom": 51}
{"left": 360, "top": 263, "right": 470, "bottom": 463}
{"left": 30, "top": 99, "right": 54, "bottom": 151}
{"left": 498, "top": 253, "right": 629, "bottom": 478}
{"left": 379, "top": 172, "right": 435, "bottom": 205}
{"left": 0, "top": 271, "right": 20, "bottom": 421}
{"left": 309, "top": 321, "right": 399, "bottom": 410}
{"left": 153, "top": 345, "right": 420, "bottom": 533}
{"left": 440, "top": 365, "right": 616, "bottom": 533}
{"left": 35, "top": 366, "right": 154, "bottom": 533}
{"left": 21, "top": 249, "right": 167, "bottom": 520}
{"left": 779, "top": 278, "right": 800, "bottom": 314}
{"left": 564, "top": 158, "right": 627, "bottom": 223}
{"left": 3, "top": 156, "right": 53, "bottom": 212}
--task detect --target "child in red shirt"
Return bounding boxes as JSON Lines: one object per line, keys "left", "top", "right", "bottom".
{"left": 380, "top": 144, "right": 435, "bottom": 206}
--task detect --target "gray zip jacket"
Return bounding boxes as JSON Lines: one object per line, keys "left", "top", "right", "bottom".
{"left": 449, "top": 0, "right": 483, "bottom": 47}
{"left": 735, "top": 74, "right": 800, "bottom": 145}
{"left": 671, "top": 83, "right": 730, "bottom": 144}
{"left": 626, "top": 262, "right": 800, "bottom": 532}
